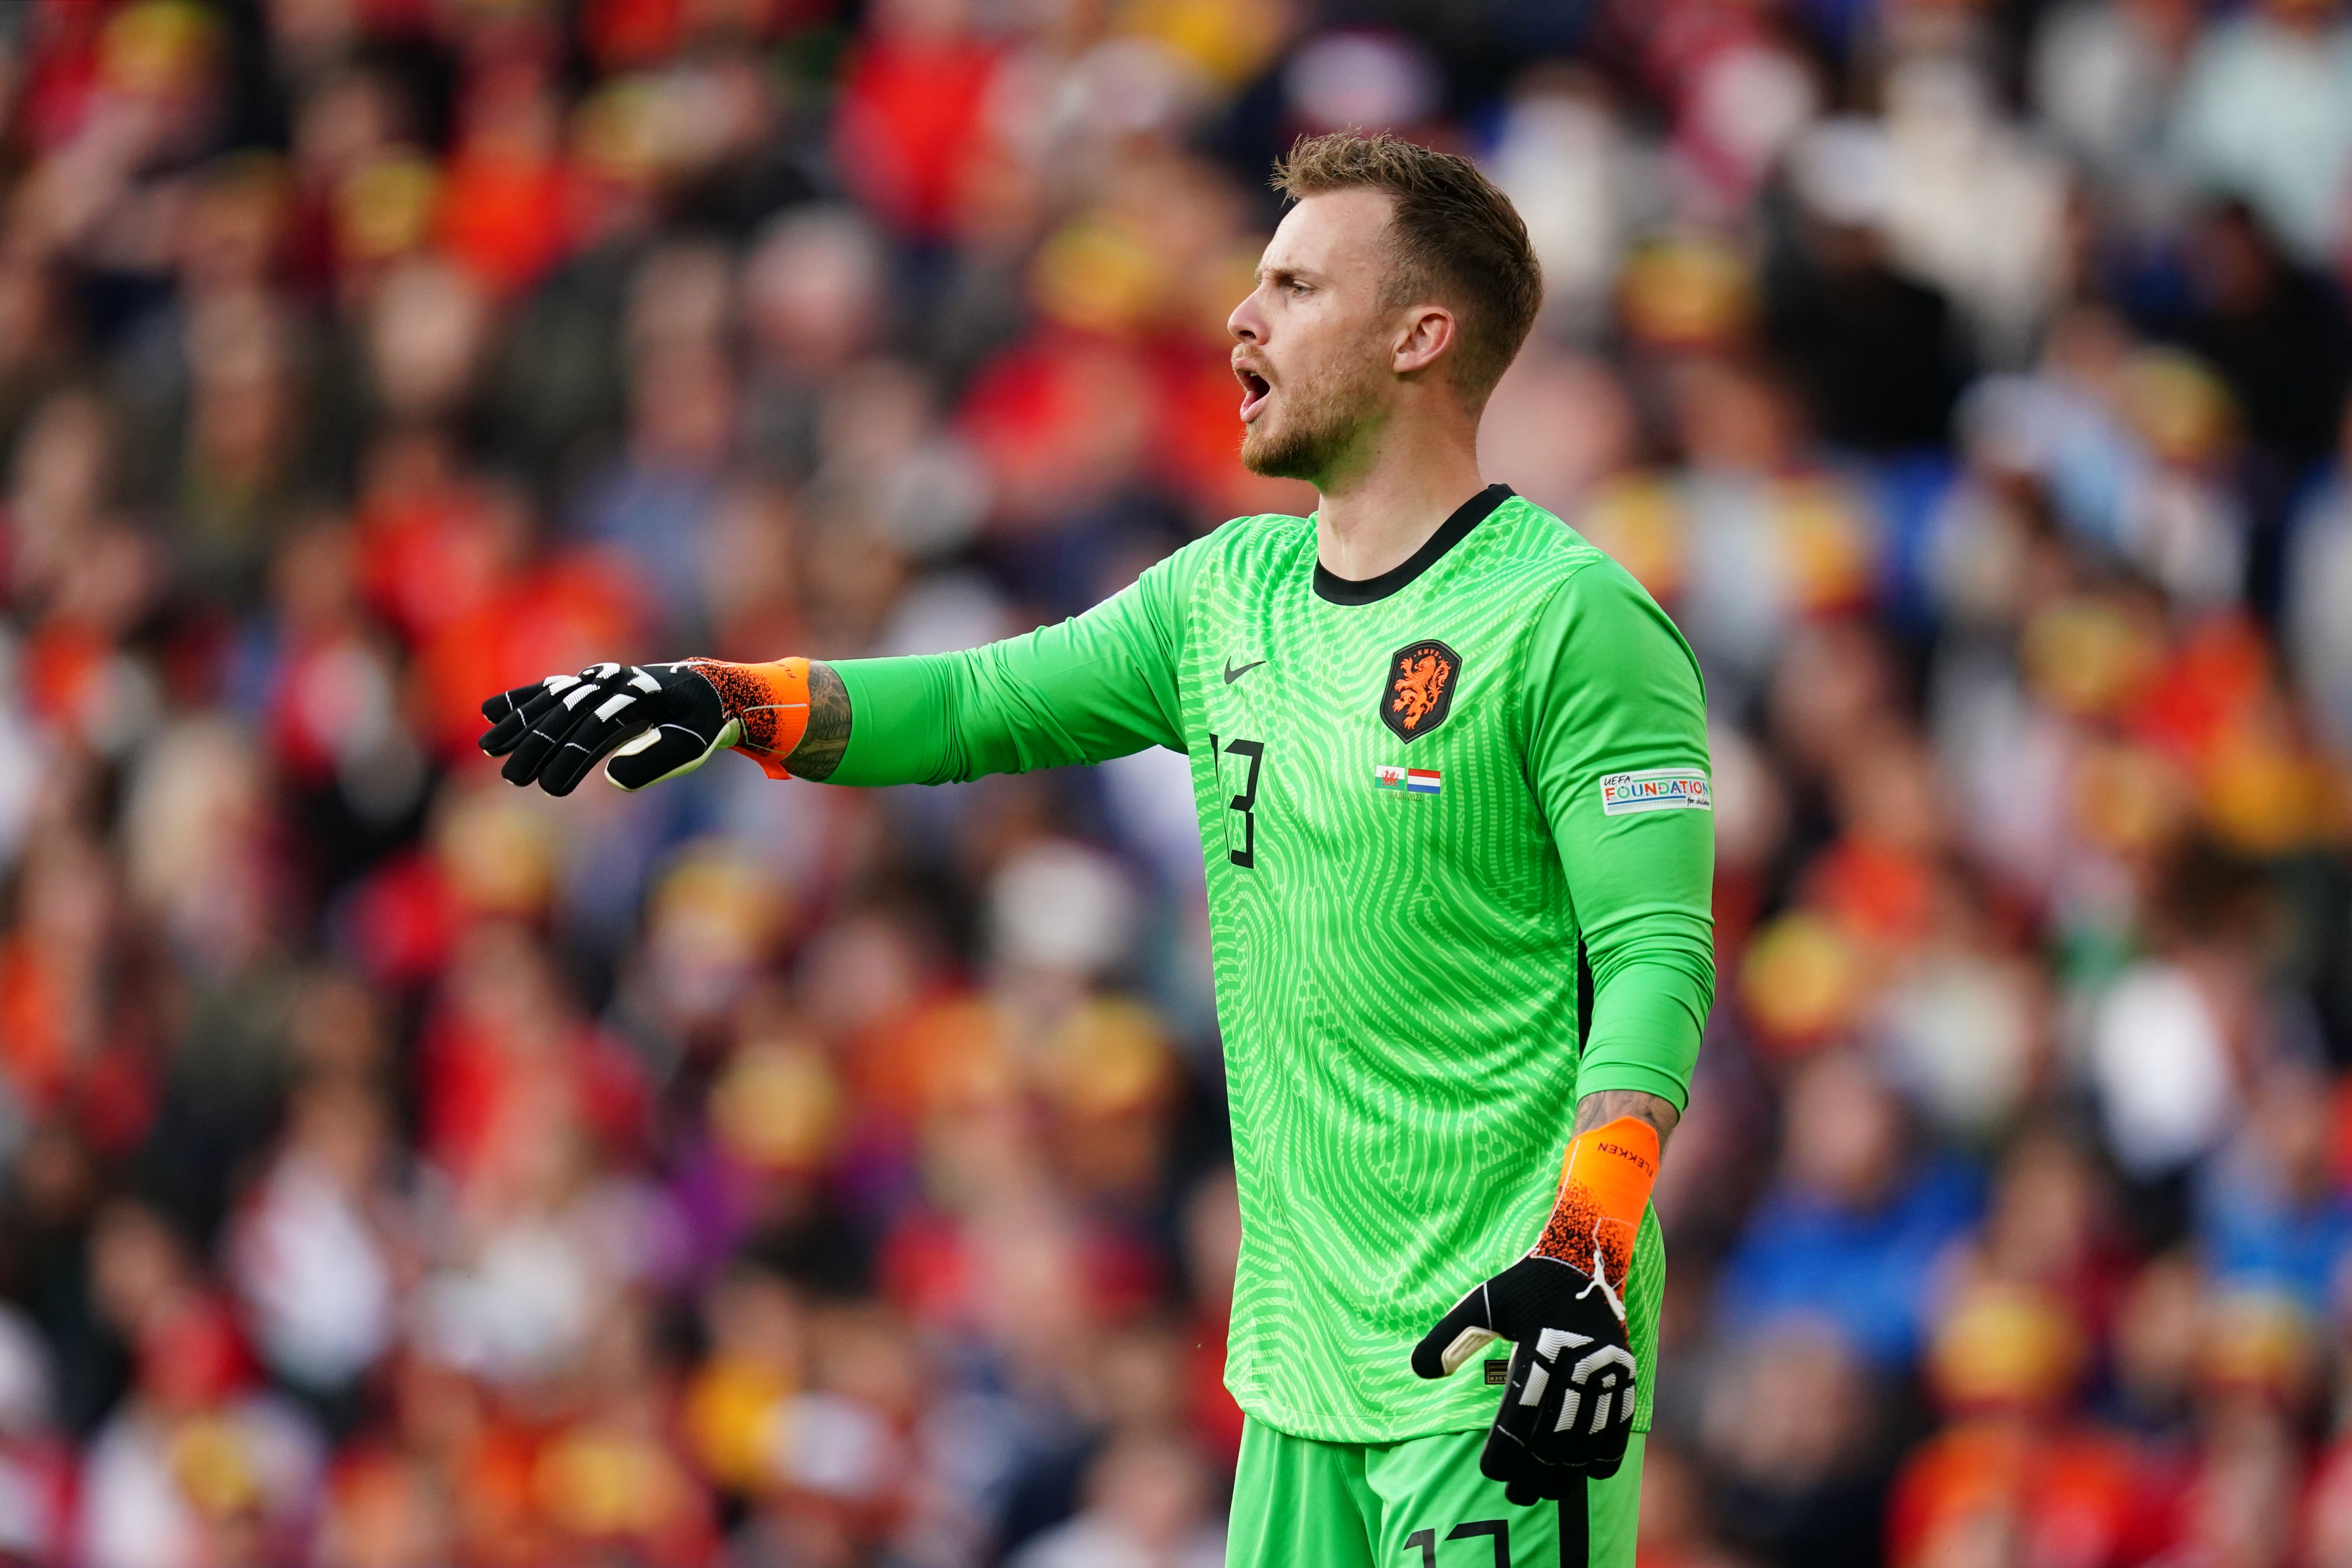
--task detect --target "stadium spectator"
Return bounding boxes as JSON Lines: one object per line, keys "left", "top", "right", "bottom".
{"left": 0, "top": 0, "right": 2345, "bottom": 1561}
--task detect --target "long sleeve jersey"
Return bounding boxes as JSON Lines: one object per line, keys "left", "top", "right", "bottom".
{"left": 827, "top": 485, "right": 1715, "bottom": 1441}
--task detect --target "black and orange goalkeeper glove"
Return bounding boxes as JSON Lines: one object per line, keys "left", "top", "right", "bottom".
{"left": 1411, "top": 1117, "right": 1658, "bottom": 1504}
{"left": 479, "top": 658, "right": 811, "bottom": 795}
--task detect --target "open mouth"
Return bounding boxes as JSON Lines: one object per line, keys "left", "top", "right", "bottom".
{"left": 1236, "top": 366, "right": 1272, "bottom": 422}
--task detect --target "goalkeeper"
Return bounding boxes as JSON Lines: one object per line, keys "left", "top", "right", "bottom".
{"left": 484, "top": 132, "right": 1713, "bottom": 1566}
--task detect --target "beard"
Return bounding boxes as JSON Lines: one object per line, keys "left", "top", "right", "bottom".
{"left": 1240, "top": 346, "right": 1387, "bottom": 483}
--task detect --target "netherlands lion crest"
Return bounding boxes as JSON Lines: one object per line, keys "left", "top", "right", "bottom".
{"left": 1381, "top": 638, "right": 1461, "bottom": 741}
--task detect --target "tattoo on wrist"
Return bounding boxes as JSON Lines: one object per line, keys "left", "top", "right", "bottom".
{"left": 1572, "top": 1090, "right": 1679, "bottom": 1146}
{"left": 784, "top": 661, "right": 852, "bottom": 781}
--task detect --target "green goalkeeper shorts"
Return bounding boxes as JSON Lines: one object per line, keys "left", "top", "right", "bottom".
{"left": 1226, "top": 1418, "right": 1644, "bottom": 1568}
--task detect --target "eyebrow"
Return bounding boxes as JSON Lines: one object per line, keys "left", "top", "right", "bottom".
{"left": 1257, "top": 264, "right": 1326, "bottom": 289}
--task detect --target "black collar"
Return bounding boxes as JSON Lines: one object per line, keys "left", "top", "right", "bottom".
{"left": 1312, "top": 484, "right": 1515, "bottom": 606}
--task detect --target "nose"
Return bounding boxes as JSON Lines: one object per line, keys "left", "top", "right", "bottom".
{"left": 1228, "top": 286, "right": 1263, "bottom": 344}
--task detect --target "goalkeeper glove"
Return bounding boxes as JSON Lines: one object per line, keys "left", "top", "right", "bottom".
{"left": 478, "top": 658, "right": 811, "bottom": 795}
{"left": 1411, "top": 1116, "right": 1659, "bottom": 1504}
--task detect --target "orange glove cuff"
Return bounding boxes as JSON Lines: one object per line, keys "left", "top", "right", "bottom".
{"left": 1533, "top": 1116, "right": 1659, "bottom": 1293}
{"left": 686, "top": 657, "right": 811, "bottom": 779}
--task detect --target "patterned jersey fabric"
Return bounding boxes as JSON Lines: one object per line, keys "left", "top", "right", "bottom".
{"left": 830, "top": 485, "right": 1716, "bottom": 1441}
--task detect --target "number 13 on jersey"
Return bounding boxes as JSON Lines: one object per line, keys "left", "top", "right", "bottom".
{"left": 1208, "top": 734, "right": 1264, "bottom": 869}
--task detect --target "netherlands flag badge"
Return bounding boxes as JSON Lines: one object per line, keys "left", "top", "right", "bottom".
{"left": 1375, "top": 765, "right": 1441, "bottom": 795}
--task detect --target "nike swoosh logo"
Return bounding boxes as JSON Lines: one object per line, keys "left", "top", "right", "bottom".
{"left": 1223, "top": 659, "right": 1267, "bottom": 684}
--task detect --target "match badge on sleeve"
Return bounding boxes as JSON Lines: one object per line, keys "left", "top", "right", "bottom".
{"left": 1600, "top": 769, "right": 1710, "bottom": 816}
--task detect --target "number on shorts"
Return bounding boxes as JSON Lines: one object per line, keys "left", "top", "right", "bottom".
{"left": 1401, "top": 1520, "right": 1508, "bottom": 1567}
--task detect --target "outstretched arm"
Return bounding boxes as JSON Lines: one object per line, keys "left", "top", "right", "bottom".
{"left": 481, "top": 541, "right": 1203, "bottom": 795}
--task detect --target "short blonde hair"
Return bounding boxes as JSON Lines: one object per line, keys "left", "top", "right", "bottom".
{"left": 1272, "top": 131, "right": 1543, "bottom": 408}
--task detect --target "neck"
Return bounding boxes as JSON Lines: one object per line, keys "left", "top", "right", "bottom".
{"left": 1312, "top": 405, "right": 1488, "bottom": 581}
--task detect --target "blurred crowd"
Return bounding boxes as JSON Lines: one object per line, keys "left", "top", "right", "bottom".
{"left": 0, "top": 0, "right": 2350, "bottom": 1563}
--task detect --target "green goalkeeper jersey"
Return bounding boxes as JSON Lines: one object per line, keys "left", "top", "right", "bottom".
{"left": 829, "top": 485, "right": 1716, "bottom": 1443}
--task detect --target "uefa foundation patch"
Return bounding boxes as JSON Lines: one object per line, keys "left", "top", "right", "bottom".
{"left": 1374, "top": 766, "right": 1442, "bottom": 795}
{"left": 1599, "top": 769, "right": 1710, "bottom": 815}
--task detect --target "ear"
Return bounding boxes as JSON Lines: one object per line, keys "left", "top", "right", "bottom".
{"left": 1391, "top": 304, "right": 1458, "bottom": 378}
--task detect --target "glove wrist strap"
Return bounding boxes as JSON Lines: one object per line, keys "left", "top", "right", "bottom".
{"left": 685, "top": 657, "right": 812, "bottom": 779}
{"left": 1533, "top": 1116, "right": 1659, "bottom": 1295}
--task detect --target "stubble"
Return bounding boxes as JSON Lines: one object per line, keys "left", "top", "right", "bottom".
{"left": 1240, "top": 338, "right": 1389, "bottom": 485}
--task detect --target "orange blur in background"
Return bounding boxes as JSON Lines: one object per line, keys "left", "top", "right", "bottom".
{"left": 1, "top": 0, "right": 2352, "bottom": 1565}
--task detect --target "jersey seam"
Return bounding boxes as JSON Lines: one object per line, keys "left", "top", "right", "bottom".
{"left": 1511, "top": 552, "right": 1609, "bottom": 827}
{"left": 1513, "top": 555, "right": 1612, "bottom": 1048}
{"left": 1180, "top": 513, "right": 1312, "bottom": 751}
{"left": 1157, "top": 557, "right": 1196, "bottom": 746}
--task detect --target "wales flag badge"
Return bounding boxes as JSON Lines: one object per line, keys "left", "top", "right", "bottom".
{"left": 1374, "top": 765, "right": 1441, "bottom": 795}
